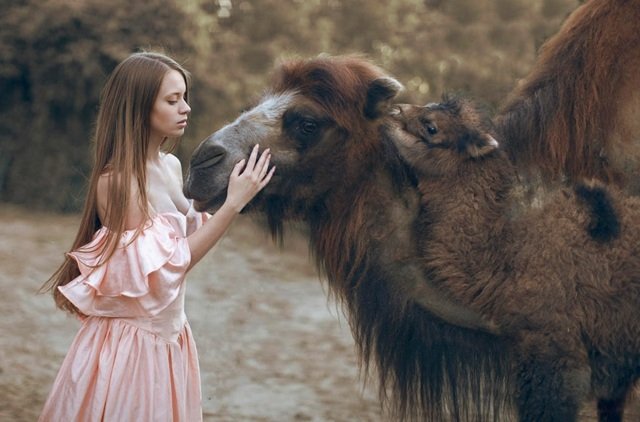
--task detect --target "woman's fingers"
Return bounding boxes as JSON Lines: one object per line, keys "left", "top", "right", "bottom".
{"left": 251, "top": 147, "right": 269, "bottom": 176}
{"left": 232, "top": 159, "right": 246, "bottom": 176}
{"left": 244, "top": 146, "right": 271, "bottom": 183}
{"left": 225, "top": 146, "right": 275, "bottom": 212}
{"left": 259, "top": 166, "right": 276, "bottom": 189}
{"left": 257, "top": 152, "right": 271, "bottom": 180}
{"left": 244, "top": 144, "right": 260, "bottom": 173}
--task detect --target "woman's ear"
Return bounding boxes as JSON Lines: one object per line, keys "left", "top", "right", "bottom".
{"left": 466, "top": 133, "right": 499, "bottom": 158}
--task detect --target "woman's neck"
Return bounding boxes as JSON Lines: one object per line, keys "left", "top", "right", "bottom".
{"left": 147, "top": 136, "right": 166, "bottom": 162}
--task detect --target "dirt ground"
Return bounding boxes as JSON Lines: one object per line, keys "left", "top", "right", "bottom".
{"left": 0, "top": 204, "right": 638, "bottom": 421}
{"left": 0, "top": 205, "right": 381, "bottom": 422}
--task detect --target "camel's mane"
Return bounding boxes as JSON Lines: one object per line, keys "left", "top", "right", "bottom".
{"left": 265, "top": 57, "right": 413, "bottom": 297}
{"left": 268, "top": 58, "right": 409, "bottom": 336}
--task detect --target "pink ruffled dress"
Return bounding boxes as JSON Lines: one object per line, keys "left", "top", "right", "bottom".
{"left": 39, "top": 206, "right": 208, "bottom": 422}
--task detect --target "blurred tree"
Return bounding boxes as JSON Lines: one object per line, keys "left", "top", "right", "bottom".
{"left": 542, "top": 0, "right": 577, "bottom": 18}
{"left": 0, "top": 0, "right": 197, "bottom": 211}
{"left": 443, "top": 0, "right": 487, "bottom": 24}
{"left": 494, "top": 0, "right": 530, "bottom": 21}
{"left": 0, "top": 0, "right": 580, "bottom": 212}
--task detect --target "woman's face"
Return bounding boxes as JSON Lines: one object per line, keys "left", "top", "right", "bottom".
{"left": 149, "top": 69, "right": 191, "bottom": 143}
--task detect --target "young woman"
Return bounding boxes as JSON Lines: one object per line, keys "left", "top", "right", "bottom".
{"left": 38, "top": 51, "right": 274, "bottom": 421}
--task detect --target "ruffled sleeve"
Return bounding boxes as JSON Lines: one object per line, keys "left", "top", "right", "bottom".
{"left": 58, "top": 215, "right": 191, "bottom": 318}
{"left": 184, "top": 200, "right": 210, "bottom": 236}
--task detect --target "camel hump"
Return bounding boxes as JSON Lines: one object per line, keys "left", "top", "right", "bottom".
{"left": 574, "top": 181, "right": 620, "bottom": 242}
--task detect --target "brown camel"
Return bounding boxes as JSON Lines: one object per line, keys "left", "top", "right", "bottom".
{"left": 495, "top": 0, "right": 640, "bottom": 193}
{"left": 183, "top": 2, "right": 640, "bottom": 420}
{"left": 388, "top": 95, "right": 640, "bottom": 422}
{"left": 184, "top": 55, "right": 508, "bottom": 421}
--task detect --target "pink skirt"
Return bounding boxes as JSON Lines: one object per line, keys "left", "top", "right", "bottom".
{"left": 39, "top": 316, "right": 202, "bottom": 421}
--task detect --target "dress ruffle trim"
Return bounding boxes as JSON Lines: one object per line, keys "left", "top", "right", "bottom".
{"left": 59, "top": 214, "right": 191, "bottom": 317}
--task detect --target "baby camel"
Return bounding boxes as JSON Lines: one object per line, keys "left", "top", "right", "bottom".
{"left": 388, "top": 96, "right": 640, "bottom": 422}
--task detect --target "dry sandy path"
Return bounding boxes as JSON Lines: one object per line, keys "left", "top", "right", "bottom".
{"left": 0, "top": 205, "right": 637, "bottom": 421}
{"left": 0, "top": 205, "right": 380, "bottom": 421}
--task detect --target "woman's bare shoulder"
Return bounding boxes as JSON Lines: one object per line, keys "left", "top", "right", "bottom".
{"left": 161, "top": 152, "right": 184, "bottom": 184}
{"left": 96, "top": 169, "right": 145, "bottom": 230}
{"left": 96, "top": 171, "right": 112, "bottom": 221}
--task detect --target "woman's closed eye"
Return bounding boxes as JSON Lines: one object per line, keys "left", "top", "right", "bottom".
{"left": 167, "top": 95, "right": 186, "bottom": 106}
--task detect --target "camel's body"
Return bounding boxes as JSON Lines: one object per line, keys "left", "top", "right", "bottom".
{"left": 390, "top": 96, "right": 640, "bottom": 421}
{"left": 183, "top": 1, "right": 640, "bottom": 420}
{"left": 185, "top": 56, "right": 506, "bottom": 420}
{"left": 496, "top": 0, "right": 640, "bottom": 192}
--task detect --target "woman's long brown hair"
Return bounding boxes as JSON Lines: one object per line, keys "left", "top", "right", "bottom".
{"left": 40, "top": 52, "right": 191, "bottom": 315}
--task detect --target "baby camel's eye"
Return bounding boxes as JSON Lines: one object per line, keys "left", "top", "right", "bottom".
{"left": 421, "top": 117, "right": 438, "bottom": 135}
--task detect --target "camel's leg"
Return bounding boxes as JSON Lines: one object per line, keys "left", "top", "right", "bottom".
{"left": 515, "top": 353, "right": 590, "bottom": 422}
{"left": 597, "top": 385, "right": 632, "bottom": 422}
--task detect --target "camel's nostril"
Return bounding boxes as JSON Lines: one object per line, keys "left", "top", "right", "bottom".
{"left": 190, "top": 144, "right": 226, "bottom": 170}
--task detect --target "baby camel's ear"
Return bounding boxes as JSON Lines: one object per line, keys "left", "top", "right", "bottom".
{"left": 466, "top": 133, "right": 499, "bottom": 158}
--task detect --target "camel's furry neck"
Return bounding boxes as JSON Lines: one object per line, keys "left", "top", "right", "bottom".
{"left": 264, "top": 135, "right": 414, "bottom": 285}
{"left": 264, "top": 139, "right": 515, "bottom": 420}
{"left": 307, "top": 138, "right": 415, "bottom": 290}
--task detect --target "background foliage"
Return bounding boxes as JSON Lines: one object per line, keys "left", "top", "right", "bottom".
{"left": 0, "top": 0, "right": 579, "bottom": 211}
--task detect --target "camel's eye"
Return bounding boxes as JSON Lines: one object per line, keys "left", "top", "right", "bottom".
{"left": 300, "top": 119, "right": 318, "bottom": 135}
{"left": 283, "top": 108, "right": 329, "bottom": 149}
{"left": 427, "top": 125, "right": 438, "bottom": 135}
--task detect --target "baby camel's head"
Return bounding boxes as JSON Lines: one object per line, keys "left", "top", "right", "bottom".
{"left": 388, "top": 95, "right": 499, "bottom": 177}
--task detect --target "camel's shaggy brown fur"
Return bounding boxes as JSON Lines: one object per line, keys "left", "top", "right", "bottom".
{"left": 495, "top": 0, "right": 640, "bottom": 192}
{"left": 184, "top": 56, "right": 509, "bottom": 421}
{"left": 182, "top": 3, "right": 640, "bottom": 419}
{"left": 389, "top": 96, "right": 640, "bottom": 422}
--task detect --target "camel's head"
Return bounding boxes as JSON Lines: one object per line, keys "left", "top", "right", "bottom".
{"left": 184, "top": 55, "right": 403, "bottom": 220}
{"left": 387, "top": 95, "right": 499, "bottom": 177}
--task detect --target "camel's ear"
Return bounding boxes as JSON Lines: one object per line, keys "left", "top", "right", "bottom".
{"left": 364, "top": 77, "right": 404, "bottom": 119}
{"left": 466, "top": 134, "right": 499, "bottom": 158}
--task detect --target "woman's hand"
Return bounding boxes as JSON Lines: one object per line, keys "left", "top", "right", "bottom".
{"left": 187, "top": 144, "right": 274, "bottom": 270}
{"left": 224, "top": 144, "right": 275, "bottom": 212}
